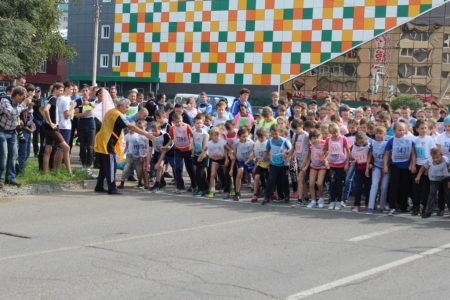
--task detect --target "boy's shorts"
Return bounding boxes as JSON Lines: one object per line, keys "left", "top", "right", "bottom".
{"left": 237, "top": 160, "right": 255, "bottom": 172}
{"left": 255, "top": 165, "right": 268, "bottom": 177}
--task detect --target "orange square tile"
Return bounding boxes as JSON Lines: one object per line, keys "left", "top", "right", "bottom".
{"left": 167, "top": 73, "right": 175, "bottom": 83}
{"left": 274, "top": 20, "right": 283, "bottom": 31}
{"left": 254, "top": 42, "right": 263, "bottom": 52}
{"left": 183, "top": 63, "right": 192, "bottom": 73}
{"left": 291, "top": 64, "right": 301, "bottom": 75}
{"left": 121, "top": 62, "right": 128, "bottom": 71}
{"left": 177, "top": 22, "right": 185, "bottom": 32}
{"left": 122, "top": 23, "right": 129, "bottom": 33}
{"left": 202, "top": 32, "right": 210, "bottom": 42}
{"left": 161, "top": 12, "right": 169, "bottom": 23}
{"left": 261, "top": 74, "right": 271, "bottom": 85}
{"left": 246, "top": 10, "right": 256, "bottom": 20}
{"left": 137, "top": 43, "right": 145, "bottom": 52}
{"left": 135, "top": 72, "right": 143, "bottom": 77}
{"left": 145, "top": 23, "right": 153, "bottom": 32}
{"left": 143, "top": 63, "right": 151, "bottom": 72}
{"left": 236, "top": 31, "right": 246, "bottom": 42}
{"left": 385, "top": 17, "right": 397, "bottom": 29}
{"left": 184, "top": 42, "right": 193, "bottom": 52}
{"left": 152, "top": 53, "right": 159, "bottom": 62}
{"left": 168, "top": 32, "right": 177, "bottom": 42}
{"left": 293, "top": 8, "right": 303, "bottom": 19}
{"left": 266, "top": 0, "right": 274, "bottom": 9}
{"left": 272, "top": 53, "right": 282, "bottom": 63}
{"left": 353, "top": 17, "right": 364, "bottom": 30}
{"left": 311, "top": 41, "right": 321, "bottom": 53}
{"left": 282, "top": 42, "right": 292, "bottom": 52}
{"left": 160, "top": 42, "right": 168, "bottom": 52}
{"left": 342, "top": 41, "right": 353, "bottom": 51}
{"left": 226, "top": 63, "right": 235, "bottom": 73}
{"left": 332, "top": 19, "right": 343, "bottom": 30}
{"left": 324, "top": 0, "right": 334, "bottom": 8}
{"left": 302, "top": 30, "right": 312, "bottom": 41}
{"left": 312, "top": 19, "right": 322, "bottom": 30}
{"left": 200, "top": 63, "right": 209, "bottom": 73}
{"left": 229, "top": 10, "right": 237, "bottom": 21}
{"left": 203, "top": 11, "right": 211, "bottom": 21}
{"left": 138, "top": 13, "right": 145, "bottom": 23}
{"left": 210, "top": 42, "right": 218, "bottom": 52}
{"left": 218, "top": 52, "right": 227, "bottom": 63}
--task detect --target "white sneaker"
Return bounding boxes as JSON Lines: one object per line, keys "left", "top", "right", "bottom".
{"left": 388, "top": 209, "right": 396, "bottom": 216}
{"left": 340, "top": 201, "right": 347, "bottom": 208}
{"left": 335, "top": 202, "right": 341, "bottom": 210}
{"left": 328, "top": 202, "right": 336, "bottom": 210}
{"left": 307, "top": 201, "right": 317, "bottom": 208}
{"left": 318, "top": 198, "right": 325, "bottom": 208}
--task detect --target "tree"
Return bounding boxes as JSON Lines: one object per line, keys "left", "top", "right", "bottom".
{"left": 0, "top": 0, "right": 76, "bottom": 76}
{"left": 390, "top": 94, "right": 424, "bottom": 111}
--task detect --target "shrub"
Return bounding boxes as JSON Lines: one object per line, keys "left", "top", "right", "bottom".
{"left": 390, "top": 95, "right": 423, "bottom": 111}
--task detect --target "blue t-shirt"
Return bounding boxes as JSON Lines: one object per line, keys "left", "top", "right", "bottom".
{"left": 198, "top": 102, "right": 212, "bottom": 115}
{"left": 231, "top": 99, "right": 253, "bottom": 117}
{"left": 266, "top": 137, "right": 292, "bottom": 167}
{"left": 385, "top": 136, "right": 415, "bottom": 169}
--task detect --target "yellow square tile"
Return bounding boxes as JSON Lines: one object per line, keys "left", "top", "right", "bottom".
{"left": 128, "top": 62, "right": 136, "bottom": 71}
{"left": 252, "top": 74, "right": 262, "bottom": 85}
{"left": 217, "top": 73, "right": 226, "bottom": 84}
{"left": 228, "top": 21, "right": 237, "bottom": 31}
{"left": 143, "top": 72, "right": 150, "bottom": 77}
{"left": 311, "top": 53, "right": 321, "bottom": 64}
{"left": 210, "top": 53, "right": 218, "bottom": 62}
{"left": 186, "top": 11, "right": 194, "bottom": 22}
{"left": 365, "top": 0, "right": 376, "bottom": 6}
{"left": 185, "top": 32, "right": 193, "bottom": 42}
{"left": 272, "top": 64, "right": 281, "bottom": 74}
{"left": 129, "top": 33, "right": 136, "bottom": 43}
{"left": 175, "top": 73, "right": 183, "bottom": 82}
{"left": 114, "top": 33, "right": 121, "bottom": 43}
{"left": 280, "top": 74, "right": 291, "bottom": 83}
{"left": 263, "top": 53, "right": 272, "bottom": 63}
{"left": 292, "top": 30, "right": 302, "bottom": 42}
{"left": 274, "top": 9, "right": 284, "bottom": 20}
{"left": 323, "top": 8, "right": 333, "bottom": 19}
{"left": 170, "top": 2, "right": 177, "bottom": 12}
{"left": 153, "top": 23, "right": 161, "bottom": 32}
{"left": 254, "top": 31, "right": 263, "bottom": 42}
{"left": 283, "top": 20, "right": 293, "bottom": 30}
{"left": 115, "top": 14, "right": 122, "bottom": 23}
{"left": 238, "top": 1, "right": 246, "bottom": 10}
{"left": 192, "top": 52, "right": 201, "bottom": 62}
{"left": 160, "top": 63, "right": 167, "bottom": 73}
{"left": 256, "top": 9, "right": 265, "bottom": 20}
{"left": 343, "top": 30, "right": 353, "bottom": 41}
{"left": 138, "top": 3, "right": 146, "bottom": 12}
{"left": 168, "top": 42, "right": 176, "bottom": 52}
{"left": 210, "top": 21, "right": 220, "bottom": 32}
{"left": 293, "top": 2, "right": 303, "bottom": 8}
{"left": 387, "top": 0, "right": 398, "bottom": 4}
{"left": 194, "top": 1, "right": 203, "bottom": 11}
{"left": 409, "top": 5, "right": 420, "bottom": 16}
{"left": 244, "top": 63, "right": 253, "bottom": 73}
{"left": 227, "top": 42, "right": 236, "bottom": 52}
{"left": 364, "top": 18, "right": 374, "bottom": 29}
{"left": 144, "top": 43, "right": 151, "bottom": 52}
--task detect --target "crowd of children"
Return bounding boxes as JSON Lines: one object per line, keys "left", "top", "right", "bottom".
{"left": 119, "top": 89, "right": 450, "bottom": 218}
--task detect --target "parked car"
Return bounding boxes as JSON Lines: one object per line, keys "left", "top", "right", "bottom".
{"left": 173, "top": 93, "right": 235, "bottom": 111}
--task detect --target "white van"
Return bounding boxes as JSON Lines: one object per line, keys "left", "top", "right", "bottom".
{"left": 173, "top": 93, "right": 235, "bottom": 110}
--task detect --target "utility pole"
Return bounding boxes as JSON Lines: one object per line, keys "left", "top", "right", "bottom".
{"left": 92, "top": 0, "right": 100, "bottom": 87}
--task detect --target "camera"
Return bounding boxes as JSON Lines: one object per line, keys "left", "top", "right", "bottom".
{"left": 16, "top": 126, "right": 26, "bottom": 144}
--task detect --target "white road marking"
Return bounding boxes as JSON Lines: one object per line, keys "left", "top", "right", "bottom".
{"left": 286, "top": 242, "right": 450, "bottom": 300}
{"left": 347, "top": 226, "right": 411, "bottom": 242}
{"left": 0, "top": 215, "right": 269, "bottom": 262}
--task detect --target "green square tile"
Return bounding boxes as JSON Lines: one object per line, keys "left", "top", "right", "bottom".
{"left": 301, "top": 41, "right": 311, "bottom": 52}
{"left": 263, "top": 31, "right": 273, "bottom": 42}
{"left": 374, "top": 29, "right": 384, "bottom": 36}
{"left": 272, "top": 42, "right": 282, "bottom": 53}
{"left": 144, "top": 53, "right": 151, "bottom": 62}
{"left": 303, "top": 8, "right": 313, "bottom": 19}
{"left": 321, "top": 53, "right": 331, "bottom": 61}
{"left": 219, "top": 31, "right": 228, "bottom": 42}
{"left": 420, "top": 4, "right": 432, "bottom": 12}
{"left": 235, "top": 53, "right": 245, "bottom": 63}
{"left": 208, "top": 63, "right": 217, "bottom": 73}
{"left": 343, "top": 7, "right": 354, "bottom": 18}
{"left": 352, "top": 41, "right": 361, "bottom": 47}
{"left": 194, "top": 21, "right": 203, "bottom": 32}
{"left": 130, "top": 22, "right": 137, "bottom": 33}
{"left": 152, "top": 32, "right": 160, "bottom": 42}
{"left": 322, "top": 30, "right": 332, "bottom": 41}
{"left": 201, "top": 42, "right": 210, "bottom": 52}
{"left": 128, "top": 53, "right": 136, "bottom": 62}
{"left": 397, "top": 5, "right": 408, "bottom": 17}
{"left": 191, "top": 73, "right": 200, "bottom": 84}
{"left": 331, "top": 41, "right": 342, "bottom": 52}
{"left": 121, "top": 43, "right": 129, "bottom": 52}
{"left": 122, "top": 3, "right": 130, "bottom": 13}
{"left": 245, "top": 42, "right": 254, "bottom": 52}
{"left": 176, "top": 52, "right": 184, "bottom": 63}
{"left": 145, "top": 13, "right": 153, "bottom": 23}
{"left": 151, "top": 63, "right": 159, "bottom": 75}
{"left": 178, "top": 1, "right": 186, "bottom": 12}
{"left": 130, "top": 13, "right": 137, "bottom": 24}
{"left": 212, "top": 0, "right": 229, "bottom": 11}
{"left": 234, "top": 74, "right": 244, "bottom": 85}
{"left": 284, "top": 8, "right": 293, "bottom": 20}
{"left": 153, "top": 2, "right": 162, "bottom": 13}
{"left": 262, "top": 63, "right": 272, "bottom": 74}
{"left": 246, "top": 0, "right": 256, "bottom": 10}
{"left": 169, "top": 22, "right": 178, "bottom": 33}
{"left": 246, "top": 20, "right": 255, "bottom": 31}
{"left": 375, "top": 6, "right": 386, "bottom": 18}
{"left": 300, "top": 64, "right": 310, "bottom": 72}
{"left": 291, "top": 53, "right": 301, "bottom": 64}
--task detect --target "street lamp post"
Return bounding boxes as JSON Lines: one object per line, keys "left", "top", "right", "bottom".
{"left": 92, "top": 0, "right": 100, "bottom": 87}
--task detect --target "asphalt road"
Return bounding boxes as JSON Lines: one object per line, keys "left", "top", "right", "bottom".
{"left": 1, "top": 189, "right": 450, "bottom": 300}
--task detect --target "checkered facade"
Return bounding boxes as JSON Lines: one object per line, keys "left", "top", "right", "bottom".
{"left": 113, "top": 0, "right": 446, "bottom": 85}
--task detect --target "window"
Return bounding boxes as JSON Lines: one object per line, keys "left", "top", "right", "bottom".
{"left": 443, "top": 71, "right": 450, "bottom": 78}
{"left": 38, "top": 60, "right": 47, "bottom": 73}
{"left": 101, "top": 25, "right": 110, "bottom": 39}
{"left": 444, "top": 33, "right": 450, "bottom": 47}
{"left": 443, "top": 53, "right": 450, "bottom": 64}
{"left": 100, "top": 54, "right": 109, "bottom": 68}
{"left": 397, "top": 83, "right": 430, "bottom": 94}
{"left": 400, "top": 27, "right": 430, "bottom": 41}
{"left": 113, "top": 54, "right": 120, "bottom": 68}
{"left": 398, "top": 64, "right": 430, "bottom": 78}
{"left": 400, "top": 48, "right": 413, "bottom": 57}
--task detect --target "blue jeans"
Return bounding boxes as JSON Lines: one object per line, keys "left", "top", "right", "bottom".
{"left": 341, "top": 162, "right": 355, "bottom": 203}
{"left": 17, "top": 130, "right": 31, "bottom": 174}
{"left": 0, "top": 129, "right": 18, "bottom": 182}
{"left": 368, "top": 167, "right": 390, "bottom": 210}
{"left": 174, "top": 150, "right": 196, "bottom": 190}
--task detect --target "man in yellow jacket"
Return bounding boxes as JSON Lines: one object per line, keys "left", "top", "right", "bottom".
{"left": 94, "top": 98, "right": 153, "bottom": 194}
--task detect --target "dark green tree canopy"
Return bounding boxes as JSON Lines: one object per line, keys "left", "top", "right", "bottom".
{"left": 0, "top": 0, "right": 75, "bottom": 76}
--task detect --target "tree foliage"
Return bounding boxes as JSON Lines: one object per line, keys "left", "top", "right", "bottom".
{"left": 390, "top": 94, "right": 424, "bottom": 111}
{"left": 0, "top": 0, "right": 76, "bottom": 76}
